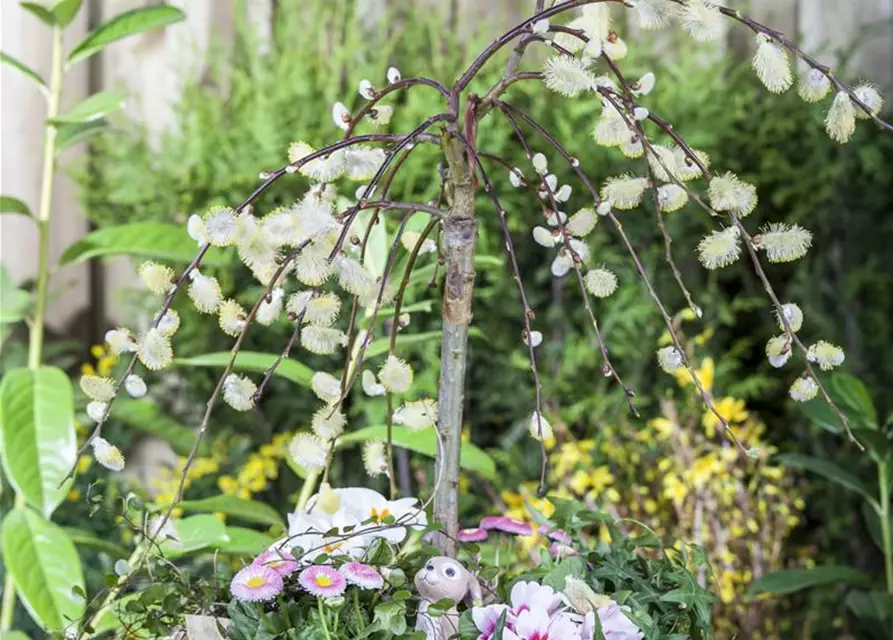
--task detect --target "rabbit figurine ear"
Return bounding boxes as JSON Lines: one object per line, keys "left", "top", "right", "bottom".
{"left": 466, "top": 574, "right": 483, "bottom": 607}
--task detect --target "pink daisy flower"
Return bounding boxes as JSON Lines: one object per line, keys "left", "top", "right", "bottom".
{"left": 549, "top": 542, "right": 579, "bottom": 559}
{"left": 538, "top": 526, "right": 572, "bottom": 545}
{"left": 254, "top": 548, "right": 299, "bottom": 576}
{"left": 339, "top": 562, "right": 384, "bottom": 589}
{"left": 458, "top": 527, "right": 489, "bottom": 542}
{"left": 480, "top": 516, "right": 533, "bottom": 536}
{"left": 298, "top": 565, "right": 347, "bottom": 598}
{"left": 231, "top": 565, "right": 283, "bottom": 602}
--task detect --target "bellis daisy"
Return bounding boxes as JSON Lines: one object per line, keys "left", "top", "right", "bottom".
{"left": 340, "top": 562, "right": 384, "bottom": 590}
{"left": 393, "top": 398, "right": 437, "bottom": 431}
{"left": 231, "top": 565, "right": 283, "bottom": 602}
{"left": 379, "top": 355, "right": 413, "bottom": 394}
{"left": 92, "top": 436, "right": 125, "bottom": 471}
{"left": 289, "top": 433, "right": 328, "bottom": 472}
{"left": 254, "top": 548, "right": 299, "bottom": 576}
{"left": 299, "top": 565, "right": 346, "bottom": 598}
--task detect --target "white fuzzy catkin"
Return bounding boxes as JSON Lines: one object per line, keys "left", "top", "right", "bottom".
{"left": 387, "top": 66, "right": 401, "bottom": 84}
{"left": 531, "top": 18, "right": 550, "bottom": 34}
{"left": 86, "top": 401, "right": 108, "bottom": 423}
{"left": 657, "top": 184, "right": 689, "bottom": 212}
{"left": 358, "top": 79, "right": 376, "bottom": 100}
{"left": 752, "top": 34, "right": 792, "bottom": 94}
{"left": 105, "top": 328, "right": 135, "bottom": 355}
{"left": 674, "top": 148, "right": 710, "bottom": 181}
{"left": 532, "top": 153, "right": 548, "bottom": 175}
{"left": 332, "top": 102, "right": 351, "bottom": 131}
{"left": 697, "top": 227, "right": 742, "bottom": 270}
{"left": 363, "top": 440, "right": 388, "bottom": 477}
{"left": 256, "top": 288, "right": 284, "bottom": 326}
{"left": 646, "top": 145, "right": 679, "bottom": 183}
{"left": 584, "top": 268, "right": 618, "bottom": 298}
{"left": 806, "top": 341, "right": 845, "bottom": 371}
{"left": 400, "top": 231, "right": 437, "bottom": 255}
{"left": 657, "top": 346, "right": 684, "bottom": 373}
{"left": 312, "top": 405, "right": 346, "bottom": 440}
{"left": 370, "top": 105, "right": 393, "bottom": 127}
{"left": 593, "top": 106, "right": 633, "bottom": 147}
{"left": 379, "top": 355, "right": 413, "bottom": 394}
{"left": 302, "top": 326, "right": 348, "bottom": 355}
{"left": 124, "top": 374, "right": 147, "bottom": 398}
{"left": 304, "top": 293, "right": 341, "bottom": 328}
{"left": 679, "top": 0, "right": 724, "bottom": 42}
{"left": 543, "top": 55, "right": 595, "bottom": 99}
{"left": 798, "top": 69, "right": 831, "bottom": 103}
{"left": 776, "top": 303, "right": 804, "bottom": 332}
{"left": 527, "top": 412, "right": 553, "bottom": 441}
{"left": 765, "top": 335, "right": 792, "bottom": 368}
{"left": 187, "top": 214, "right": 207, "bottom": 245}
{"left": 789, "top": 376, "right": 819, "bottom": 402}
{"left": 826, "top": 91, "right": 856, "bottom": 143}
{"left": 708, "top": 172, "right": 758, "bottom": 217}
{"left": 223, "top": 374, "right": 257, "bottom": 411}
{"left": 362, "top": 370, "right": 386, "bottom": 397}
{"left": 138, "top": 261, "right": 174, "bottom": 295}
{"left": 566, "top": 208, "right": 597, "bottom": 237}
{"left": 757, "top": 223, "right": 812, "bottom": 263}
{"left": 203, "top": 206, "right": 238, "bottom": 246}
{"left": 336, "top": 256, "right": 378, "bottom": 300}
{"left": 92, "top": 437, "right": 125, "bottom": 471}
{"left": 289, "top": 432, "right": 328, "bottom": 471}
{"left": 393, "top": 399, "right": 438, "bottom": 431}
{"left": 80, "top": 375, "right": 116, "bottom": 402}
{"left": 344, "top": 147, "right": 386, "bottom": 181}
{"left": 311, "top": 371, "right": 342, "bottom": 404}
{"left": 218, "top": 299, "right": 247, "bottom": 337}
{"left": 601, "top": 175, "right": 649, "bottom": 209}
{"left": 188, "top": 270, "right": 222, "bottom": 314}
{"left": 523, "top": 330, "right": 544, "bottom": 348}
{"left": 853, "top": 84, "right": 884, "bottom": 119}
{"left": 633, "top": 72, "right": 656, "bottom": 96}
{"left": 602, "top": 36, "right": 628, "bottom": 61}
{"left": 533, "top": 226, "right": 557, "bottom": 248}
{"left": 632, "top": 0, "right": 673, "bottom": 30}
{"left": 137, "top": 328, "right": 173, "bottom": 370}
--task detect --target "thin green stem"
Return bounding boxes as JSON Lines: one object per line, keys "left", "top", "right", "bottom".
{"left": 298, "top": 469, "right": 321, "bottom": 511}
{"left": 0, "top": 25, "right": 64, "bottom": 634}
{"left": 318, "top": 597, "right": 332, "bottom": 640}
{"left": 77, "top": 543, "right": 147, "bottom": 639}
{"left": 879, "top": 463, "right": 893, "bottom": 596}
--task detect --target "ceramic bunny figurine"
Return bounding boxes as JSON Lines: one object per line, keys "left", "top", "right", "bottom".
{"left": 414, "top": 556, "right": 482, "bottom": 640}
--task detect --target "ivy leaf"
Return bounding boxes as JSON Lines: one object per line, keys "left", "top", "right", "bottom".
{"left": 68, "top": 4, "right": 185, "bottom": 65}
{"left": 0, "top": 51, "right": 47, "bottom": 97}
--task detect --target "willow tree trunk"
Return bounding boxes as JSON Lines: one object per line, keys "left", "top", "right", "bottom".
{"left": 433, "top": 135, "right": 477, "bottom": 557}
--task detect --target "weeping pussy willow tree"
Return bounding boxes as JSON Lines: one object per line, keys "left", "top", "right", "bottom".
{"left": 74, "top": 0, "right": 890, "bottom": 566}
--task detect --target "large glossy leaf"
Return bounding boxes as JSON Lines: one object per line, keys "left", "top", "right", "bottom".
{"left": 55, "top": 119, "right": 109, "bottom": 153}
{"left": 338, "top": 426, "right": 496, "bottom": 478}
{"left": 51, "top": 90, "right": 125, "bottom": 124}
{"left": 219, "top": 527, "right": 275, "bottom": 556}
{"left": 745, "top": 565, "right": 872, "bottom": 598}
{"left": 162, "top": 515, "right": 229, "bottom": 558}
{"left": 59, "top": 223, "right": 229, "bottom": 266}
{"left": 0, "top": 52, "right": 47, "bottom": 97}
{"left": 64, "top": 526, "right": 130, "bottom": 559}
{"left": 112, "top": 399, "right": 204, "bottom": 456}
{"left": 0, "top": 266, "right": 31, "bottom": 324}
{"left": 777, "top": 453, "right": 878, "bottom": 508}
{"left": 175, "top": 351, "right": 312, "bottom": 387}
{"left": 0, "top": 367, "right": 76, "bottom": 517}
{"left": 20, "top": 2, "right": 57, "bottom": 26}
{"left": 51, "top": 0, "right": 83, "bottom": 27}
{"left": 2, "top": 507, "right": 85, "bottom": 630}
{"left": 176, "top": 495, "right": 284, "bottom": 528}
{"left": 68, "top": 4, "right": 186, "bottom": 65}
{"left": 0, "top": 195, "right": 32, "bottom": 217}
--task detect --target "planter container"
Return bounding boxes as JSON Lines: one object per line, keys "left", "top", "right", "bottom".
{"left": 185, "top": 615, "right": 230, "bottom": 640}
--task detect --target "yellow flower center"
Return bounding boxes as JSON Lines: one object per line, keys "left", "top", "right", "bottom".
{"left": 246, "top": 576, "right": 268, "bottom": 589}
{"left": 324, "top": 542, "right": 343, "bottom": 553}
{"left": 314, "top": 574, "right": 333, "bottom": 587}
{"left": 370, "top": 507, "right": 391, "bottom": 523}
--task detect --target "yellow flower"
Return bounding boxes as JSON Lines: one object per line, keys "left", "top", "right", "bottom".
{"left": 702, "top": 396, "right": 748, "bottom": 438}
{"left": 77, "top": 455, "right": 93, "bottom": 473}
{"left": 67, "top": 488, "right": 81, "bottom": 501}
{"left": 649, "top": 417, "right": 676, "bottom": 439}
{"left": 218, "top": 475, "right": 239, "bottom": 496}
{"left": 675, "top": 357, "right": 714, "bottom": 392}
{"left": 588, "top": 466, "right": 615, "bottom": 494}
{"left": 569, "top": 470, "right": 591, "bottom": 495}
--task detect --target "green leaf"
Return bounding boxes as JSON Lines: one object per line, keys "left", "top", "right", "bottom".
{"left": 0, "top": 52, "right": 47, "bottom": 97}
{"left": 59, "top": 222, "right": 229, "bottom": 266}
{"left": 776, "top": 453, "right": 878, "bottom": 508}
{"left": 55, "top": 119, "right": 109, "bottom": 153}
{"left": 0, "top": 266, "right": 31, "bottom": 324}
{"left": 51, "top": 0, "right": 83, "bottom": 27}
{"left": 852, "top": 428, "right": 892, "bottom": 465}
{"left": 176, "top": 495, "right": 284, "bottom": 528}
{"left": 0, "top": 367, "right": 76, "bottom": 517}
{"left": 64, "top": 527, "right": 130, "bottom": 559}
{"left": 831, "top": 374, "right": 877, "bottom": 426}
{"left": 746, "top": 565, "right": 873, "bottom": 598}
{"left": 861, "top": 502, "right": 891, "bottom": 554}
{"left": 0, "top": 195, "right": 32, "bottom": 217}
{"left": 357, "top": 210, "right": 387, "bottom": 278}
{"left": 68, "top": 4, "right": 186, "bottom": 65}
{"left": 218, "top": 527, "right": 275, "bottom": 556}
{"left": 20, "top": 2, "right": 57, "bottom": 26}
{"left": 162, "top": 514, "right": 229, "bottom": 558}
{"left": 174, "top": 351, "right": 312, "bottom": 387}
{"left": 1, "top": 507, "right": 85, "bottom": 630}
{"left": 337, "top": 426, "right": 496, "bottom": 478}
{"left": 845, "top": 589, "right": 893, "bottom": 625}
{"left": 50, "top": 90, "right": 126, "bottom": 124}
{"left": 0, "top": 632, "right": 32, "bottom": 640}
{"left": 112, "top": 399, "right": 204, "bottom": 457}
{"left": 801, "top": 396, "right": 845, "bottom": 434}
